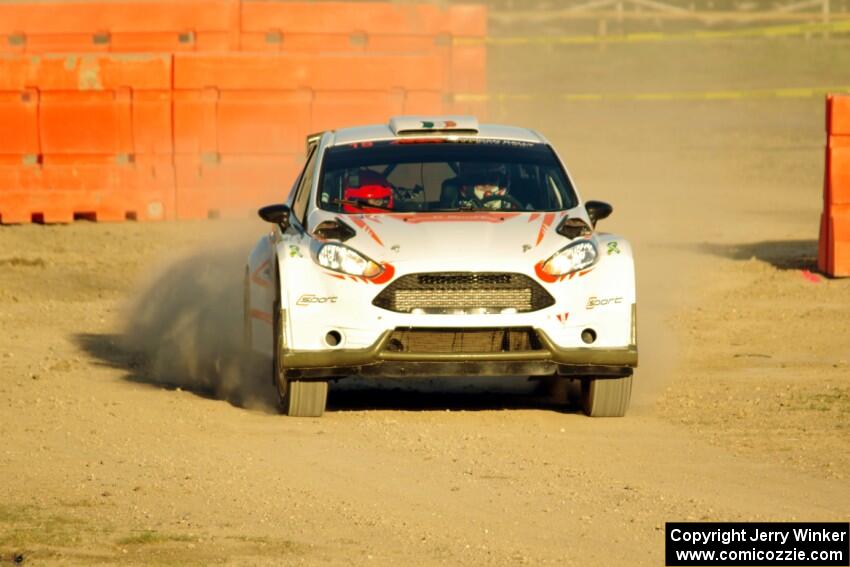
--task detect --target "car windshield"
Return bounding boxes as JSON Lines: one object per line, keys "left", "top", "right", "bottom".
{"left": 318, "top": 139, "right": 578, "bottom": 213}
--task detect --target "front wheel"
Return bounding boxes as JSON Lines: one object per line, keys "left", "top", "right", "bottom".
{"left": 273, "top": 302, "right": 328, "bottom": 417}
{"left": 280, "top": 379, "right": 329, "bottom": 418}
{"left": 581, "top": 375, "right": 632, "bottom": 417}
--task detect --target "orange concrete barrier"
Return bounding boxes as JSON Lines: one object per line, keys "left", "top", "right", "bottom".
{"left": 173, "top": 89, "right": 313, "bottom": 156}
{"left": 238, "top": 2, "right": 487, "bottom": 114}
{"left": 818, "top": 211, "right": 828, "bottom": 274}
{"left": 0, "top": 89, "right": 39, "bottom": 157}
{"left": 173, "top": 52, "right": 447, "bottom": 93}
{"left": 239, "top": 2, "right": 485, "bottom": 42}
{"left": 0, "top": 0, "right": 239, "bottom": 53}
{"left": 826, "top": 146, "right": 850, "bottom": 205}
{"left": 0, "top": 54, "right": 175, "bottom": 223}
{"left": 0, "top": 54, "right": 173, "bottom": 155}
{"left": 829, "top": 135, "right": 850, "bottom": 148}
{"left": 827, "top": 94, "right": 850, "bottom": 136}
{"left": 0, "top": 1, "right": 486, "bottom": 223}
{"left": 173, "top": 155, "right": 302, "bottom": 220}
{"left": 820, "top": 95, "right": 850, "bottom": 276}
{"left": 826, "top": 204, "right": 850, "bottom": 277}
{"left": 171, "top": 52, "right": 448, "bottom": 219}
{"left": 0, "top": 156, "right": 174, "bottom": 223}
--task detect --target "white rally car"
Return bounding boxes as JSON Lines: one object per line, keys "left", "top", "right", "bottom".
{"left": 244, "top": 116, "right": 637, "bottom": 417}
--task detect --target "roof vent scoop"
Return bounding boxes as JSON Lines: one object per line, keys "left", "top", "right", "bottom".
{"left": 389, "top": 115, "right": 479, "bottom": 136}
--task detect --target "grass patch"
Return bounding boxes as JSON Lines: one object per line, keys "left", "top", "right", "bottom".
{"left": 0, "top": 503, "right": 99, "bottom": 558}
{"left": 788, "top": 388, "right": 850, "bottom": 413}
{"left": 58, "top": 498, "right": 98, "bottom": 508}
{"left": 0, "top": 257, "right": 46, "bottom": 268}
{"left": 116, "top": 531, "right": 197, "bottom": 546}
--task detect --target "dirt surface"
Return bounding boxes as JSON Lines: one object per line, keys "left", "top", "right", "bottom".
{"left": 2, "top": 35, "right": 850, "bottom": 565}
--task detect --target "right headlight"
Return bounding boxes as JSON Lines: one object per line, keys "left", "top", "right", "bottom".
{"left": 541, "top": 239, "right": 598, "bottom": 276}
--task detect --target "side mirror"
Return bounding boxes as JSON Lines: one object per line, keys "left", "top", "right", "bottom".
{"left": 585, "top": 200, "right": 613, "bottom": 228}
{"left": 258, "top": 204, "right": 291, "bottom": 229}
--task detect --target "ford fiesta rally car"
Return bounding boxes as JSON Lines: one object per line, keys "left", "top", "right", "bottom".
{"left": 245, "top": 116, "right": 637, "bottom": 417}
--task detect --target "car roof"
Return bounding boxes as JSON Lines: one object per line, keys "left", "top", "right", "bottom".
{"left": 327, "top": 116, "right": 548, "bottom": 147}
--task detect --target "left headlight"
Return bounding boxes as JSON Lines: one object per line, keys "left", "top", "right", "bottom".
{"left": 317, "top": 243, "right": 383, "bottom": 277}
{"left": 541, "top": 239, "right": 598, "bottom": 276}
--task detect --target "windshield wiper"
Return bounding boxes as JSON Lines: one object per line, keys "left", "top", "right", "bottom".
{"left": 332, "top": 198, "right": 394, "bottom": 211}
{"left": 426, "top": 203, "right": 481, "bottom": 212}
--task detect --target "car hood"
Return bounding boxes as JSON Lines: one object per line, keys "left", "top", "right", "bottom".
{"left": 316, "top": 211, "right": 582, "bottom": 271}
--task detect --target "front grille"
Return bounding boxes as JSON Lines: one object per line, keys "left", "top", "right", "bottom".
{"left": 372, "top": 272, "right": 555, "bottom": 314}
{"left": 385, "top": 327, "right": 543, "bottom": 354}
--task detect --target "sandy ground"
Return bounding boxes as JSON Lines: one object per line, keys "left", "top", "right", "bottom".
{"left": 1, "top": 36, "right": 849, "bottom": 565}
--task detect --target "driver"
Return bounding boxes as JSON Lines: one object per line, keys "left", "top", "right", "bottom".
{"left": 342, "top": 170, "right": 394, "bottom": 213}
{"left": 457, "top": 162, "right": 512, "bottom": 209}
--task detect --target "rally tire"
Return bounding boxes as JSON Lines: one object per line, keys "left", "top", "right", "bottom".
{"left": 281, "top": 380, "right": 329, "bottom": 418}
{"left": 273, "top": 296, "right": 328, "bottom": 418}
{"left": 581, "top": 375, "right": 632, "bottom": 417}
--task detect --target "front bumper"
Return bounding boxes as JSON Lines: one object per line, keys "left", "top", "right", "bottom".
{"left": 282, "top": 329, "right": 637, "bottom": 379}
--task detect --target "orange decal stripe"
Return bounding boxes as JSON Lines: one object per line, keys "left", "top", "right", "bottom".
{"left": 536, "top": 263, "right": 596, "bottom": 284}
{"left": 251, "top": 259, "right": 272, "bottom": 289}
{"left": 352, "top": 217, "right": 384, "bottom": 246}
{"left": 249, "top": 309, "right": 273, "bottom": 324}
{"left": 370, "top": 262, "right": 396, "bottom": 284}
{"left": 536, "top": 212, "right": 556, "bottom": 246}
{"left": 534, "top": 261, "right": 558, "bottom": 283}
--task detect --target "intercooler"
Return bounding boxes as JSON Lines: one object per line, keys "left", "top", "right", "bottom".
{"left": 372, "top": 272, "right": 555, "bottom": 314}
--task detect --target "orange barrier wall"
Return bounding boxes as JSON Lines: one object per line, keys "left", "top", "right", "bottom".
{"left": 171, "top": 52, "right": 447, "bottom": 219}
{"left": 0, "top": 1, "right": 487, "bottom": 224}
{"left": 819, "top": 94, "right": 850, "bottom": 277}
{"left": 0, "top": 54, "right": 175, "bottom": 223}
{"left": 238, "top": 1, "right": 487, "bottom": 109}
{"left": 0, "top": 0, "right": 239, "bottom": 53}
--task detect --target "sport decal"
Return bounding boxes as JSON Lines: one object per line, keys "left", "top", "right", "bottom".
{"left": 586, "top": 296, "right": 623, "bottom": 309}
{"left": 297, "top": 294, "right": 338, "bottom": 306}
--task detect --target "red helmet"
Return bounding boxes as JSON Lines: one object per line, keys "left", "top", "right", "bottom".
{"left": 343, "top": 170, "right": 393, "bottom": 213}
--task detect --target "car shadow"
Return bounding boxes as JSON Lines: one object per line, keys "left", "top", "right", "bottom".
{"left": 327, "top": 376, "right": 582, "bottom": 413}
{"left": 75, "top": 331, "right": 582, "bottom": 414}
{"left": 696, "top": 239, "right": 818, "bottom": 271}
{"left": 74, "top": 332, "right": 278, "bottom": 410}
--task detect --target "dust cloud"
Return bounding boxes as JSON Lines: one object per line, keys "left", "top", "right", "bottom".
{"left": 119, "top": 223, "right": 278, "bottom": 411}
